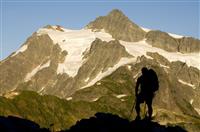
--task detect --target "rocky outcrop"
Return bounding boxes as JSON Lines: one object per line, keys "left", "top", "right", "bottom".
{"left": 146, "top": 52, "right": 170, "bottom": 66}
{"left": 44, "top": 25, "right": 64, "bottom": 32}
{"left": 71, "top": 38, "right": 133, "bottom": 94}
{"left": 170, "top": 61, "right": 200, "bottom": 88}
{"left": 0, "top": 33, "right": 67, "bottom": 94}
{"left": 145, "top": 30, "right": 200, "bottom": 53}
{"left": 178, "top": 37, "right": 200, "bottom": 53}
{"left": 144, "top": 53, "right": 200, "bottom": 115}
{"left": 145, "top": 30, "right": 179, "bottom": 52}
{"left": 87, "top": 9, "right": 146, "bottom": 42}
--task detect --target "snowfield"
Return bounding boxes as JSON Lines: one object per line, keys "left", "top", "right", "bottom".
{"left": 120, "top": 40, "right": 200, "bottom": 70}
{"left": 36, "top": 26, "right": 199, "bottom": 89}
{"left": 37, "top": 27, "right": 114, "bottom": 77}
{"left": 80, "top": 57, "right": 136, "bottom": 89}
{"left": 141, "top": 27, "right": 183, "bottom": 38}
{"left": 12, "top": 44, "right": 28, "bottom": 57}
{"left": 24, "top": 60, "right": 51, "bottom": 82}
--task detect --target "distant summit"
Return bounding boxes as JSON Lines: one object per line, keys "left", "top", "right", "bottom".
{"left": 87, "top": 9, "right": 200, "bottom": 53}
{"left": 107, "top": 9, "right": 127, "bottom": 17}
{"left": 86, "top": 9, "right": 146, "bottom": 42}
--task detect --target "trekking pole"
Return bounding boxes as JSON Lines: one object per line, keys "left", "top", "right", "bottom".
{"left": 143, "top": 102, "right": 147, "bottom": 119}
{"left": 129, "top": 97, "right": 136, "bottom": 120}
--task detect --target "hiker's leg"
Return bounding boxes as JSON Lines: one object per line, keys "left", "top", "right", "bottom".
{"left": 147, "top": 103, "right": 152, "bottom": 119}
{"left": 135, "top": 96, "right": 141, "bottom": 119}
{"left": 146, "top": 96, "right": 153, "bottom": 119}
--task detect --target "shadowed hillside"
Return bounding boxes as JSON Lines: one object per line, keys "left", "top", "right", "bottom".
{"left": 62, "top": 112, "right": 187, "bottom": 132}
{"left": 0, "top": 113, "right": 187, "bottom": 132}
{"left": 0, "top": 116, "right": 49, "bottom": 132}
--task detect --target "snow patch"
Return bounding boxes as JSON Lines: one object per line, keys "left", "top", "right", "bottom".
{"left": 38, "top": 87, "right": 45, "bottom": 93}
{"left": 12, "top": 45, "right": 28, "bottom": 57}
{"left": 66, "top": 97, "right": 72, "bottom": 101}
{"left": 120, "top": 40, "right": 200, "bottom": 70}
{"left": 141, "top": 27, "right": 151, "bottom": 32}
{"left": 37, "top": 28, "right": 113, "bottom": 77}
{"left": 85, "top": 77, "right": 90, "bottom": 82}
{"left": 195, "top": 108, "right": 200, "bottom": 115}
{"left": 190, "top": 99, "right": 194, "bottom": 105}
{"left": 4, "top": 92, "right": 20, "bottom": 99}
{"left": 127, "top": 65, "right": 132, "bottom": 70}
{"left": 116, "top": 94, "right": 127, "bottom": 98}
{"left": 92, "top": 97, "right": 99, "bottom": 102}
{"left": 178, "top": 79, "right": 196, "bottom": 89}
{"left": 80, "top": 57, "right": 136, "bottom": 89}
{"left": 96, "top": 82, "right": 101, "bottom": 85}
{"left": 133, "top": 72, "right": 140, "bottom": 79}
{"left": 168, "top": 33, "right": 183, "bottom": 39}
{"left": 159, "top": 64, "right": 170, "bottom": 69}
{"left": 24, "top": 60, "right": 51, "bottom": 82}
{"left": 141, "top": 26, "right": 183, "bottom": 39}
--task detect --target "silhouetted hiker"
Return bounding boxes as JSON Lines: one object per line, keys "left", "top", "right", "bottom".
{"left": 135, "top": 67, "right": 159, "bottom": 120}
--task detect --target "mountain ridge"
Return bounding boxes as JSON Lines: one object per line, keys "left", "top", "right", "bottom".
{"left": 0, "top": 9, "right": 199, "bottom": 97}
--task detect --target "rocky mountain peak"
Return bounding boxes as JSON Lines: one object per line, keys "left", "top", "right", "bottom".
{"left": 107, "top": 9, "right": 126, "bottom": 17}
{"left": 86, "top": 9, "right": 146, "bottom": 42}
{"left": 43, "top": 25, "right": 64, "bottom": 32}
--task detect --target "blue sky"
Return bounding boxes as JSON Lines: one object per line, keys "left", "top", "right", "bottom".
{"left": 0, "top": 0, "right": 199, "bottom": 60}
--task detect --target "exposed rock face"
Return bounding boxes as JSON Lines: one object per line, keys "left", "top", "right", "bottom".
{"left": 87, "top": 9, "right": 146, "bottom": 42}
{"left": 74, "top": 38, "right": 132, "bottom": 87}
{"left": 145, "top": 30, "right": 200, "bottom": 53}
{"left": 145, "top": 30, "right": 179, "bottom": 52}
{"left": 169, "top": 61, "right": 200, "bottom": 113}
{"left": 17, "top": 43, "right": 68, "bottom": 94}
{"left": 0, "top": 34, "right": 64, "bottom": 94}
{"left": 141, "top": 53, "right": 200, "bottom": 115}
{"left": 145, "top": 56, "right": 199, "bottom": 116}
{"left": 146, "top": 52, "right": 170, "bottom": 66}
{"left": 170, "top": 61, "right": 200, "bottom": 88}
{"left": 178, "top": 37, "right": 200, "bottom": 53}
{"left": 44, "top": 25, "right": 65, "bottom": 32}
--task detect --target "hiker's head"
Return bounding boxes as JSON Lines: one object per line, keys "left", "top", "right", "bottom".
{"left": 141, "top": 67, "right": 148, "bottom": 75}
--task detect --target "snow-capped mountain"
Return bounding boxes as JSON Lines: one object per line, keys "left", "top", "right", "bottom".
{"left": 0, "top": 9, "right": 200, "bottom": 131}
